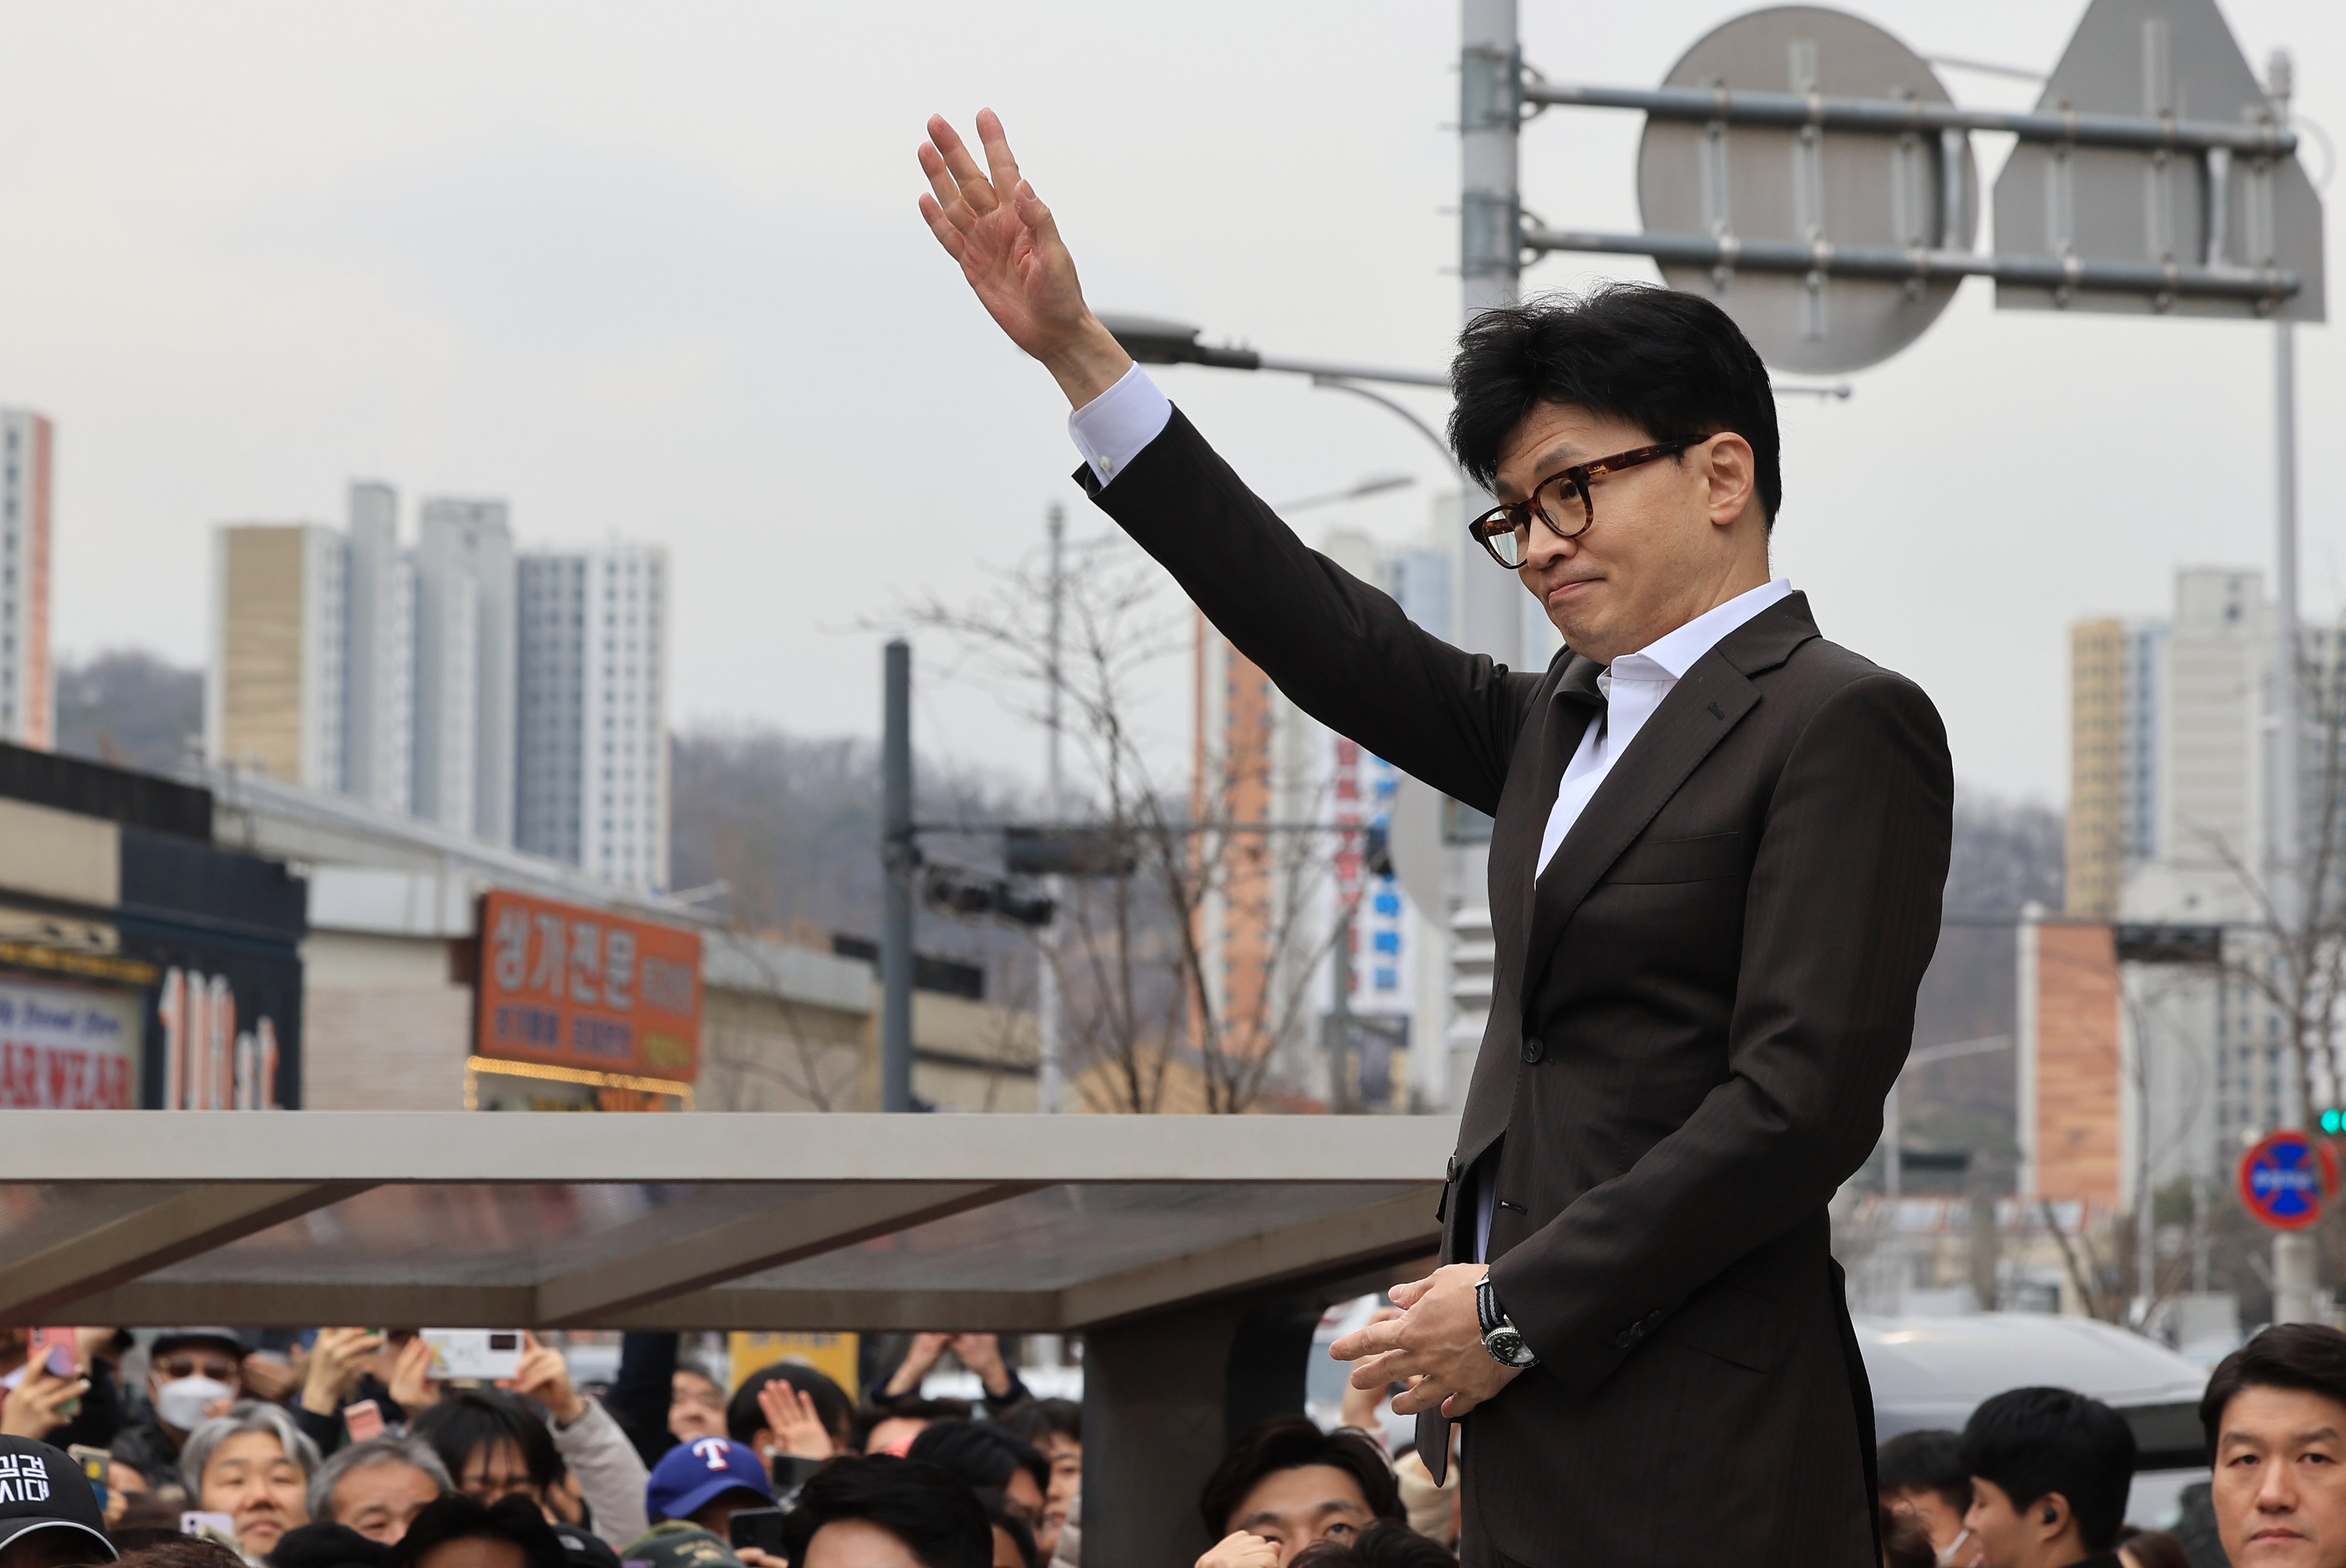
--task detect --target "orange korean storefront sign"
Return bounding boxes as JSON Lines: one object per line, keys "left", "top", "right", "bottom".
{"left": 476, "top": 890, "right": 701, "bottom": 1085}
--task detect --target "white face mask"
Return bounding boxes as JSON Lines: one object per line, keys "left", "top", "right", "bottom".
{"left": 1936, "top": 1527, "right": 1973, "bottom": 1567}
{"left": 155, "top": 1374, "right": 236, "bottom": 1431}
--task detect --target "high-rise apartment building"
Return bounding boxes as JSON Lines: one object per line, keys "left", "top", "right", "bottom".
{"left": 342, "top": 482, "right": 413, "bottom": 812}
{"left": 208, "top": 524, "right": 348, "bottom": 789}
{"left": 515, "top": 544, "right": 670, "bottom": 891}
{"left": 0, "top": 411, "right": 55, "bottom": 749}
{"left": 413, "top": 498, "right": 516, "bottom": 844}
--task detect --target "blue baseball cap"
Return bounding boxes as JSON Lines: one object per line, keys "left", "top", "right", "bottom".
{"left": 647, "top": 1438, "right": 773, "bottom": 1523}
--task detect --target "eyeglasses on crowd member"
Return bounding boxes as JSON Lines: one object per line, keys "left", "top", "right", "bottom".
{"left": 408, "top": 1335, "right": 649, "bottom": 1553}
{"left": 308, "top": 1436, "right": 453, "bottom": 1545}
{"left": 1880, "top": 1428, "right": 1981, "bottom": 1566}
{"left": 382, "top": 1495, "right": 568, "bottom": 1568}
{"left": 775, "top": 1457, "right": 990, "bottom": 1568}
{"left": 1194, "top": 1418, "right": 1402, "bottom": 1568}
{"left": 903, "top": 1424, "right": 1047, "bottom": 1527}
{"left": 1958, "top": 1387, "right": 2137, "bottom": 1568}
{"left": 0, "top": 1436, "right": 118, "bottom": 1568}
{"left": 991, "top": 1401, "right": 1078, "bottom": 1564}
{"left": 179, "top": 1401, "right": 321, "bottom": 1560}
{"left": 2199, "top": 1322, "right": 2346, "bottom": 1568}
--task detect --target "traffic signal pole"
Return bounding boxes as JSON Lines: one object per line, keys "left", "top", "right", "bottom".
{"left": 882, "top": 639, "right": 916, "bottom": 1113}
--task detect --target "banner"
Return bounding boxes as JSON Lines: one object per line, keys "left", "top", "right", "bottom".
{"left": 476, "top": 890, "right": 701, "bottom": 1082}
{"left": 0, "top": 975, "right": 145, "bottom": 1109}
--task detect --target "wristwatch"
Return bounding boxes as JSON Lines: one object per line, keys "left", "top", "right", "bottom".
{"left": 1476, "top": 1275, "right": 1540, "bottom": 1369}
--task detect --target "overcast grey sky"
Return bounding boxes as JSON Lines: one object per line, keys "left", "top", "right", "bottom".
{"left": 0, "top": 0, "right": 2337, "bottom": 804}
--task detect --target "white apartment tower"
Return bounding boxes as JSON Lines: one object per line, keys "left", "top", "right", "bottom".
{"left": 412, "top": 498, "right": 516, "bottom": 844}
{"left": 341, "top": 481, "right": 413, "bottom": 812}
{"left": 0, "top": 410, "right": 54, "bottom": 748}
{"left": 515, "top": 544, "right": 670, "bottom": 891}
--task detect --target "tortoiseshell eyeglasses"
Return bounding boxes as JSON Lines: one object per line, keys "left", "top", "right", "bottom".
{"left": 1466, "top": 439, "right": 1695, "bottom": 568}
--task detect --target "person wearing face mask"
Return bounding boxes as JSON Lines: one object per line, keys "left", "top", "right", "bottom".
{"left": 1881, "top": 1430, "right": 1984, "bottom": 1567}
{"left": 112, "top": 1329, "right": 248, "bottom": 1485}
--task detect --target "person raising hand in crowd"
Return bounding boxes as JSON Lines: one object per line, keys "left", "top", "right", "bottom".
{"left": 880, "top": 1336, "right": 1030, "bottom": 1417}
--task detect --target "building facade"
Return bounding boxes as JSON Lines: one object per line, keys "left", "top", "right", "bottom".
{"left": 415, "top": 498, "right": 517, "bottom": 846}
{"left": 515, "top": 543, "right": 671, "bottom": 892}
{"left": 0, "top": 412, "right": 53, "bottom": 750}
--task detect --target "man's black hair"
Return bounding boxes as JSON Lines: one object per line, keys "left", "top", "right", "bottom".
{"left": 727, "top": 1363, "right": 853, "bottom": 1448}
{"left": 776, "top": 1455, "right": 989, "bottom": 1568}
{"left": 1958, "top": 1387, "right": 2136, "bottom": 1553}
{"left": 2200, "top": 1323, "right": 2346, "bottom": 1457}
{"left": 906, "top": 1421, "right": 1049, "bottom": 1502}
{"left": 977, "top": 1491, "right": 1037, "bottom": 1568}
{"left": 1877, "top": 1429, "right": 1971, "bottom": 1514}
{"left": 993, "top": 1399, "right": 1079, "bottom": 1450}
{"left": 847, "top": 1398, "right": 971, "bottom": 1455}
{"left": 412, "top": 1390, "right": 564, "bottom": 1497}
{"left": 382, "top": 1495, "right": 567, "bottom": 1568}
{"left": 1447, "top": 282, "right": 1783, "bottom": 527}
{"left": 1196, "top": 1417, "right": 1402, "bottom": 1542}
{"left": 269, "top": 1522, "right": 391, "bottom": 1568}
{"left": 1289, "top": 1520, "right": 1459, "bottom": 1568}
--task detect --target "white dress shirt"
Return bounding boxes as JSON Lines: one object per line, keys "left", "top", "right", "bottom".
{"left": 1064, "top": 369, "right": 1798, "bottom": 1262}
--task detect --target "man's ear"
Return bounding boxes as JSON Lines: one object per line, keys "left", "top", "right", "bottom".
{"left": 750, "top": 1427, "right": 776, "bottom": 1454}
{"left": 1700, "top": 433, "right": 1758, "bottom": 528}
{"left": 2036, "top": 1492, "right": 2072, "bottom": 1538}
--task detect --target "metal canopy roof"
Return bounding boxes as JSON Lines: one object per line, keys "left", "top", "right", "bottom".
{"left": 0, "top": 1112, "right": 1450, "bottom": 1331}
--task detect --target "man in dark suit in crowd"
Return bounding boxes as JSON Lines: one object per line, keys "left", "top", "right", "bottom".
{"left": 918, "top": 109, "right": 1952, "bottom": 1568}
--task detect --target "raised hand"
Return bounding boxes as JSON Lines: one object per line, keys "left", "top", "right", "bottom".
{"left": 918, "top": 110, "right": 1133, "bottom": 408}
{"left": 756, "top": 1380, "right": 836, "bottom": 1461}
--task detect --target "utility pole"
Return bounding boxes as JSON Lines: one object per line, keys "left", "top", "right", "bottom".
{"left": 881, "top": 639, "right": 916, "bottom": 1114}
{"left": 2268, "top": 45, "right": 2316, "bottom": 1328}
{"left": 1039, "top": 504, "right": 1067, "bottom": 1113}
{"left": 1443, "top": 0, "right": 1522, "bottom": 1115}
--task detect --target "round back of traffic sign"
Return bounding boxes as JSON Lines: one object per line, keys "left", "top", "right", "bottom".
{"left": 2240, "top": 1132, "right": 2337, "bottom": 1230}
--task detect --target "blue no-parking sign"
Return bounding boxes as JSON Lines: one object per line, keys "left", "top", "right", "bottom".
{"left": 2239, "top": 1132, "right": 2338, "bottom": 1231}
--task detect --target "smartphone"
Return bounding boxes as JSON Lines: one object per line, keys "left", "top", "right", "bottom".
{"left": 419, "top": 1329, "right": 523, "bottom": 1382}
{"left": 30, "top": 1328, "right": 81, "bottom": 1417}
{"left": 728, "top": 1509, "right": 789, "bottom": 1555}
{"left": 344, "top": 1399, "right": 385, "bottom": 1443}
{"left": 66, "top": 1445, "right": 110, "bottom": 1511}
{"left": 182, "top": 1512, "right": 236, "bottom": 1539}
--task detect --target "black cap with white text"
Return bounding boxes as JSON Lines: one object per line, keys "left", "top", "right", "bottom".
{"left": 0, "top": 1437, "right": 116, "bottom": 1562}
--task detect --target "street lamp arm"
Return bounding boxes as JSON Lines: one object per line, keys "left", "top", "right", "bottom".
{"left": 1308, "top": 375, "right": 1463, "bottom": 477}
{"left": 1257, "top": 355, "right": 1449, "bottom": 389}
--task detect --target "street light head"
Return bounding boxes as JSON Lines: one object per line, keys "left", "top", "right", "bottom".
{"left": 1098, "top": 312, "right": 1263, "bottom": 372}
{"left": 1098, "top": 313, "right": 1206, "bottom": 364}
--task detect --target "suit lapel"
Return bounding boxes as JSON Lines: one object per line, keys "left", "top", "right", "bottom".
{"left": 1497, "top": 656, "right": 1603, "bottom": 985}
{"left": 1516, "top": 595, "right": 1819, "bottom": 992}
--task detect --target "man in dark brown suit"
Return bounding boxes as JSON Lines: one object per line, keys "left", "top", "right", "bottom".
{"left": 918, "top": 110, "right": 1953, "bottom": 1568}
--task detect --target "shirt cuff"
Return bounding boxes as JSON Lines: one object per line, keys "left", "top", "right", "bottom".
{"left": 1068, "top": 364, "right": 1172, "bottom": 488}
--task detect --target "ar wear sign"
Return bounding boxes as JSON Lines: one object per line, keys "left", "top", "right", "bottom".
{"left": 476, "top": 890, "right": 703, "bottom": 1081}
{"left": 0, "top": 977, "right": 143, "bottom": 1109}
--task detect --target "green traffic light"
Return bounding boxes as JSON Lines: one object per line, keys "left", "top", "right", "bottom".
{"left": 2325, "top": 1108, "right": 2344, "bottom": 1136}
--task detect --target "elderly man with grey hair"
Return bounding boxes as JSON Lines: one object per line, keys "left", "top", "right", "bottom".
{"left": 180, "top": 1401, "right": 324, "bottom": 1560}
{"left": 307, "top": 1435, "right": 452, "bottom": 1546}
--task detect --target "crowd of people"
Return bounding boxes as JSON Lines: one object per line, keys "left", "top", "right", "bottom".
{"left": 9, "top": 1318, "right": 2346, "bottom": 1566}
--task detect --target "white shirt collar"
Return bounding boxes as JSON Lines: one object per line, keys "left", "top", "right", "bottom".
{"left": 1607, "top": 578, "right": 1796, "bottom": 683}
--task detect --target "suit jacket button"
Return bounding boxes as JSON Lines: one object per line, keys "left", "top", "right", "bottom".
{"left": 1613, "top": 1330, "right": 1634, "bottom": 1349}
{"left": 1643, "top": 1310, "right": 1663, "bottom": 1331}
{"left": 1521, "top": 1037, "right": 1545, "bottom": 1064}
{"left": 1446, "top": 1155, "right": 1460, "bottom": 1182}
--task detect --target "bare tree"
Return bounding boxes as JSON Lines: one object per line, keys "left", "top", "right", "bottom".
{"left": 900, "top": 535, "right": 1355, "bottom": 1114}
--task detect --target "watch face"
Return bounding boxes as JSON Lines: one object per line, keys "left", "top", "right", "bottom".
{"left": 1485, "top": 1327, "right": 1534, "bottom": 1368}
